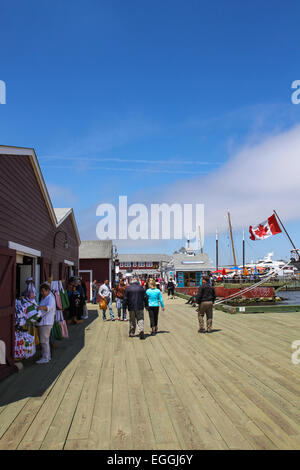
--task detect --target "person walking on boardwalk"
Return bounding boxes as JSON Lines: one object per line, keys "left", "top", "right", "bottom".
{"left": 123, "top": 277, "right": 148, "bottom": 339}
{"left": 146, "top": 279, "right": 165, "bottom": 335}
{"left": 167, "top": 277, "right": 176, "bottom": 299}
{"left": 91, "top": 279, "right": 98, "bottom": 304}
{"left": 196, "top": 276, "right": 216, "bottom": 333}
{"left": 99, "top": 280, "right": 115, "bottom": 321}
{"left": 115, "top": 279, "right": 127, "bottom": 321}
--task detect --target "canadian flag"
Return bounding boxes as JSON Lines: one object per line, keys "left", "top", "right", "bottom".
{"left": 249, "top": 214, "right": 282, "bottom": 240}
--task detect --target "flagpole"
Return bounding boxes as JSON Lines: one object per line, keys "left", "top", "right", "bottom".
{"left": 273, "top": 210, "right": 297, "bottom": 251}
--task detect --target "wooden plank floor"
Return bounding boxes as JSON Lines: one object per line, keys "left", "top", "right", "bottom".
{"left": 0, "top": 296, "right": 300, "bottom": 450}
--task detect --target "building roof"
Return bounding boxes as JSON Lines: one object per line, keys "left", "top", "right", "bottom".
{"left": 172, "top": 252, "right": 213, "bottom": 271}
{"left": 54, "top": 208, "right": 72, "bottom": 224}
{"left": 0, "top": 146, "right": 81, "bottom": 245}
{"left": 79, "top": 240, "right": 113, "bottom": 259}
{"left": 118, "top": 253, "right": 171, "bottom": 263}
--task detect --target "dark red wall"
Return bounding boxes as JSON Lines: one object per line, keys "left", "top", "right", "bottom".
{"left": 0, "top": 154, "right": 79, "bottom": 279}
{"left": 79, "top": 258, "right": 110, "bottom": 284}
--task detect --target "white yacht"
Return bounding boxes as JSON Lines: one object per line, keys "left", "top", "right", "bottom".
{"left": 245, "top": 253, "right": 297, "bottom": 277}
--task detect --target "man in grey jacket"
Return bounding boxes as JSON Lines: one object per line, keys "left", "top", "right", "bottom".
{"left": 99, "top": 280, "right": 115, "bottom": 321}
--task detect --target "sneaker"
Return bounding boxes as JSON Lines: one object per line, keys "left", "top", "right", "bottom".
{"left": 36, "top": 358, "right": 50, "bottom": 364}
{"left": 139, "top": 331, "right": 145, "bottom": 340}
{"left": 82, "top": 315, "right": 88, "bottom": 319}
{"left": 111, "top": 318, "right": 116, "bottom": 321}
{"left": 103, "top": 317, "right": 107, "bottom": 321}
{"left": 206, "top": 328, "right": 212, "bottom": 333}
{"left": 198, "top": 329, "right": 206, "bottom": 333}
{"left": 123, "top": 319, "right": 128, "bottom": 322}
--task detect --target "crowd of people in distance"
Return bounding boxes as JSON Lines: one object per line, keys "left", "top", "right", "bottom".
{"left": 28, "top": 272, "right": 216, "bottom": 364}
{"left": 90, "top": 275, "right": 174, "bottom": 340}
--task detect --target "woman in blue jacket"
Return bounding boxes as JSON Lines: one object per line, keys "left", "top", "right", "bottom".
{"left": 146, "top": 279, "right": 165, "bottom": 335}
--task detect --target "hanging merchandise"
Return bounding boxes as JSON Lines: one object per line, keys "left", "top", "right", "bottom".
{"left": 59, "top": 280, "right": 70, "bottom": 310}
{"left": 51, "top": 280, "right": 63, "bottom": 310}
{"left": 55, "top": 309, "right": 69, "bottom": 339}
{"left": 14, "top": 330, "right": 36, "bottom": 360}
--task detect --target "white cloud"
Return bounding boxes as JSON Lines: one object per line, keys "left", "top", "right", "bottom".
{"left": 156, "top": 124, "right": 300, "bottom": 236}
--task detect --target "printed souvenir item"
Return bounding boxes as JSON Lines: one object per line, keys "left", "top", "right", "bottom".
{"left": 14, "top": 331, "right": 36, "bottom": 360}
{"left": 15, "top": 298, "right": 39, "bottom": 326}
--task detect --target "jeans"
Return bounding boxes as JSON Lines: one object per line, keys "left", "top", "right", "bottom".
{"left": 116, "top": 298, "right": 127, "bottom": 320}
{"left": 92, "top": 290, "right": 97, "bottom": 304}
{"left": 103, "top": 297, "right": 114, "bottom": 320}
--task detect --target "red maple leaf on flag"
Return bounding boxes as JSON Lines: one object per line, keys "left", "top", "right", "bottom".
{"left": 254, "top": 224, "right": 268, "bottom": 238}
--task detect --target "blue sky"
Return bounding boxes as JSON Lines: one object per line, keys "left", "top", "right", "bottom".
{"left": 1, "top": 0, "right": 300, "bottom": 263}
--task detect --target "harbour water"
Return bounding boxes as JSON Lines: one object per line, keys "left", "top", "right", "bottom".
{"left": 277, "top": 289, "right": 300, "bottom": 305}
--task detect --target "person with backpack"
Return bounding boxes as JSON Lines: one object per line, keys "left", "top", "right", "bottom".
{"left": 167, "top": 277, "right": 176, "bottom": 299}
{"left": 196, "top": 276, "right": 216, "bottom": 333}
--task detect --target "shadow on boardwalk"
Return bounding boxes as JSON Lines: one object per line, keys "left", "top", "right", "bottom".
{"left": 0, "top": 309, "right": 99, "bottom": 407}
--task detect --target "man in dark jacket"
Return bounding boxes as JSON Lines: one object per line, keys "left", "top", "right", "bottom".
{"left": 123, "top": 277, "right": 148, "bottom": 339}
{"left": 196, "top": 276, "right": 216, "bottom": 333}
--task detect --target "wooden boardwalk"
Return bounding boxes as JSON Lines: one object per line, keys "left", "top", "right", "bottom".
{"left": 0, "top": 296, "right": 300, "bottom": 450}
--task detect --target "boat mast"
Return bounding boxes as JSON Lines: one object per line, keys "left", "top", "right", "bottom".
{"left": 242, "top": 229, "right": 245, "bottom": 269}
{"left": 227, "top": 211, "right": 237, "bottom": 266}
{"left": 198, "top": 225, "right": 203, "bottom": 254}
{"left": 216, "top": 229, "right": 219, "bottom": 271}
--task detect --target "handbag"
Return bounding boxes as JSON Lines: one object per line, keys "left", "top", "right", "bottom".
{"left": 60, "top": 320, "right": 69, "bottom": 338}
{"left": 53, "top": 322, "right": 63, "bottom": 340}
{"left": 55, "top": 291, "right": 62, "bottom": 310}
{"left": 99, "top": 298, "right": 107, "bottom": 310}
{"left": 60, "top": 290, "right": 69, "bottom": 309}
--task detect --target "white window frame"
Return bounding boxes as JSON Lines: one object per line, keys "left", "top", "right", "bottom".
{"left": 146, "top": 262, "right": 153, "bottom": 267}
{"left": 138, "top": 262, "right": 145, "bottom": 267}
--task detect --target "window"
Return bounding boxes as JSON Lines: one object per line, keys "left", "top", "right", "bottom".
{"left": 146, "top": 262, "right": 153, "bottom": 267}
{"left": 124, "top": 262, "right": 131, "bottom": 268}
{"left": 138, "top": 262, "right": 145, "bottom": 267}
{"left": 132, "top": 262, "right": 137, "bottom": 267}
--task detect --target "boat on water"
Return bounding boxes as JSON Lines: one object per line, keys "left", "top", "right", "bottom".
{"left": 245, "top": 252, "right": 297, "bottom": 278}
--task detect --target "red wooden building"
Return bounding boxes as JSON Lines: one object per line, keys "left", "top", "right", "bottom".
{"left": 0, "top": 146, "right": 80, "bottom": 382}
{"left": 79, "top": 240, "right": 113, "bottom": 301}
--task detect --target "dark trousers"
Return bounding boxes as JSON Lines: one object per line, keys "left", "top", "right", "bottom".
{"left": 148, "top": 306, "right": 159, "bottom": 328}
